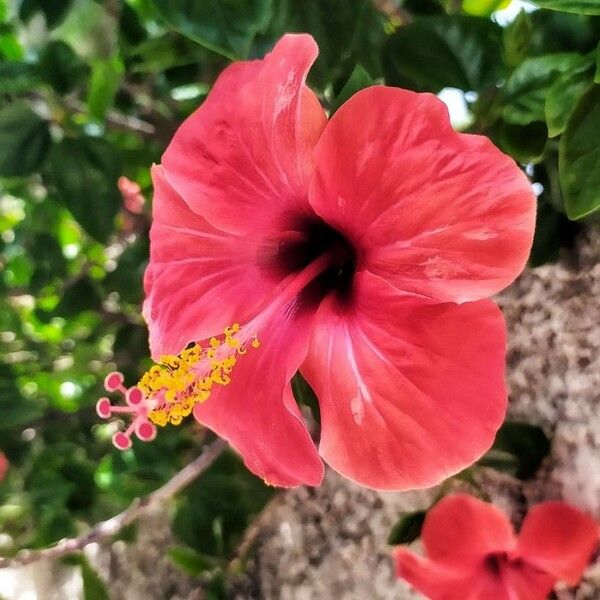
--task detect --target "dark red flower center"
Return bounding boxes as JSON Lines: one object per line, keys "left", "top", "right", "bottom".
{"left": 275, "top": 215, "right": 357, "bottom": 307}
{"left": 484, "top": 551, "right": 524, "bottom": 577}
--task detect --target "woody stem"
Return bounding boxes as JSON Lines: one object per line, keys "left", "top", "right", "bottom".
{"left": 0, "top": 438, "right": 227, "bottom": 569}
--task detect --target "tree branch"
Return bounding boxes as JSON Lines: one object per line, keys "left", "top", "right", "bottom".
{"left": 0, "top": 438, "right": 227, "bottom": 570}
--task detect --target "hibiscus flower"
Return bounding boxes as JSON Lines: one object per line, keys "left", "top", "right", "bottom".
{"left": 98, "top": 33, "right": 535, "bottom": 490}
{"left": 0, "top": 452, "right": 7, "bottom": 482}
{"left": 394, "top": 494, "right": 599, "bottom": 599}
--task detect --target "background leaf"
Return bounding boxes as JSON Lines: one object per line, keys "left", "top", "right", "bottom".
{"left": 48, "top": 137, "right": 122, "bottom": 242}
{"left": 148, "top": 0, "right": 272, "bottom": 59}
{"left": 531, "top": 0, "right": 600, "bottom": 16}
{"left": 559, "top": 84, "right": 600, "bottom": 219}
{"left": 478, "top": 421, "right": 551, "bottom": 479}
{"left": 384, "top": 16, "right": 503, "bottom": 93}
{"left": 387, "top": 511, "right": 426, "bottom": 545}
{"left": 0, "top": 102, "right": 50, "bottom": 177}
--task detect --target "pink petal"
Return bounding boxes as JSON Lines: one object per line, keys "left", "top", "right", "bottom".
{"left": 517, "top": 502, "right": 599, "bottom": 585}
{"left": 193, "top": 301, "right": 324, "bottom": 487}
{"left": 162, "top": 34, "right": 327, "bottom": 236}
{"left": 301, "top": 272, "right": 507, "bottom": 490}
{"left": 394, "top": 549, "right": 511, "bottom": 600}
{"left": 501, "top": 561, "right": 556, "bottom": 600}
{"left": 0, "top": 452, "right": 8, "bottom": 482}
{"left": 309, "top": 86, "right": 536, "bottom": 303}
{"left": 143, "top": 165, "right": 273, "bottom": 358}
{"left": 422, "top": 495, "right": 516, "bottom": 568}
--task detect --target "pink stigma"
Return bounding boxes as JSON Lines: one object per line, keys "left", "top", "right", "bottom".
{"left": 96, "top": 371, "right": 157, "bottom": 450}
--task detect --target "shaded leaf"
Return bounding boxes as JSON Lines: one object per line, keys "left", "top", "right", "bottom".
{"left": 384, "top": 16, "right": 503, "bottom": 93}
{"left": 545, "top": 54, "right": 594, "bottom": 136}
{"left": 479, "top": 421, "right": 551, "bottom": 479}
{"left": 38, "top": 40, "right": 87, "bottom": 94}
{"left": 499, "top": 121, "right": 547, "bottom": 163}
{"left": 330, "top": 65, "right": 376, "bottom": 115}
{"left": 529, "top": 198, "right": 580, "bottom": 266}
{"left": 81, "top": 558, "right": 110, "bottom": 600}
{"left": 147, "top": 0, "right": 271, "bottom": 59}
{"left": 559, "top": 84, "right": 600, "bottom": 219}
{"left": 503, "top": 10, "right": 533, "bottom": 67}
{"left": 267, "top": 0, "right": 386, "bottom": 89}
{"left": 172, "top": 451, "right": 274, "bottom": 558}
{"left": 291, "top": 371, "right": 320, "bottom": 426}
{"left": 48, "top": 137, "right": 121, "bottom": 242}
{"left": 0, "top": 102, "right": 50, "bottom": 177}
{"left": 387, "top": 511, "right": 426, "bottom": 545}
{"left": 19, "top": 0, "right": 74, "bottom": 28}
{"left": 501, "top": 53, "right": 582, "bottom": 125}
{"left": 0, "top": 61, "right": 40, "bottom": 93}
{"left": 167, "top": 546, "right": 215, "bottom": 576}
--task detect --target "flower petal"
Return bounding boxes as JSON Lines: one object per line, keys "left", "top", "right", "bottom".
{"left": 301, "top": 271, "right": 507, "bottom": 490}
{"left": 501, "top": 561, "right": 556, "bottom": 600}
{"left": 309, "top": 86, "right": 535, "bottom": 303}
{"left": 422, "top": 495, "right": 516, "bottom": 568}
{"left": 193, "top": 301, "right": 324, "bottom": 487}
{"left": 162, "top": 34, "right": 327, "bottom": 236}
{"left": 143, "top": 165, "right": 273, "bottom": 358}
{"left": 394, "top": 548, "right": 511, "bottom": 600}
{"left": 517, "top": 502, "right": 599, "bottom": 585}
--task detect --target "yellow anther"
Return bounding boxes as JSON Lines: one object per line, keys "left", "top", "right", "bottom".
{"left": 137, "top": 323, "right": 259, "bottom": 429}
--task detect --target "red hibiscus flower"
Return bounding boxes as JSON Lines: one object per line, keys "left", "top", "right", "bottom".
{"left": 98, "top": 34, "right": 535, "bottom": 489}
{"left": 0, "top": 452, "right": 8, "bottom": 482}
{"left": 394, "top": 494, "right": 599, "bottom": 599}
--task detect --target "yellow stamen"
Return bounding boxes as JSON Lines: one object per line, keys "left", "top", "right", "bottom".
{"left": 138, "top": 323, "right": 258, "bottom": 427}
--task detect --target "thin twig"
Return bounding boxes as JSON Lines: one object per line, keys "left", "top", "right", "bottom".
{"left": 0, "top": 438, "right": 227, "bottom": 569}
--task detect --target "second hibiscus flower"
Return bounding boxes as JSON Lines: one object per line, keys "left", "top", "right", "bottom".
{"left": 102, "top": 33, "right": 536, "bottom": 490}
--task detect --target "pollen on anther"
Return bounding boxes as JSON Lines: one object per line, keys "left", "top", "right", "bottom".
{"left": 97, "top": 323, "right": 259, "bottom": 450}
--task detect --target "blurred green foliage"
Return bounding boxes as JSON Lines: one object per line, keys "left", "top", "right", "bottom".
{"left": 0, "top": 0, "right": 599, "bottom": 593}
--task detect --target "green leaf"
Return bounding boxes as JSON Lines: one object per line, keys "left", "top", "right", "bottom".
{"left": 559, "top": 84, "right": 600, "bottom": 219}
{"left": 0, "top": 61, "right": 41, "bottom": 93}
{"left": 147, "top": 0, "right": 271, "bottom": 59}
{"left": 530, "top": 0, "right": 600, "bottom": 16}
{"left": 86, "top": 56, "right": 124, "bottom": 120}
{"left": 167, "top": 546, "right": 214, "bottom": 576}
{"left": 595, "top": 41, "right": 600, "bottom": 83}
{"left": 462, "top": 0, "right": 510, "bottom": 16}
{"left": 291, "top": 371, "right": 320, "bottom": 426}
{"left": 48, "top": 137, "right": 121, "bottom": 242}
{"left": 545, "top": 55, "right": 594, "bottom": 137}
{"left": 172, "top": 451, "right": 274, "bottom": 558}
{"left": 267, "top": 0, "right": 386, "bottom": 89}
{"left": 0, "top": 102, "right": 50, "bottom": 177}
{"left": 501, "top": 53, "right": 582, "bottom": 125}
{"left": 330, "top": 65, "right": 376, "bottom": 115}
{"left": 479, "top": 421, "right": 551, "bottom": 479}
{"left": 38, "top": 40, "right": 87, "bottom": 94}
{"left": 383, "top": 16, "right": 503, "bottom": 93}
{"left": 502, "top": 10, "right": 533, "bottom": 67}
{"left": 80, "top": 558, "right": 110, "bottom": 600}
{"left": 387, "top": 511, "right": 426, "bottom": 545}
{"left": 499, "top": 121, "right": 548, "bottom": 163}
{"left": 19, "top": 0, "right": 74, "bottom": 28}
{"left": 529, "top": 198, "right": 580, "bottom": 266}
